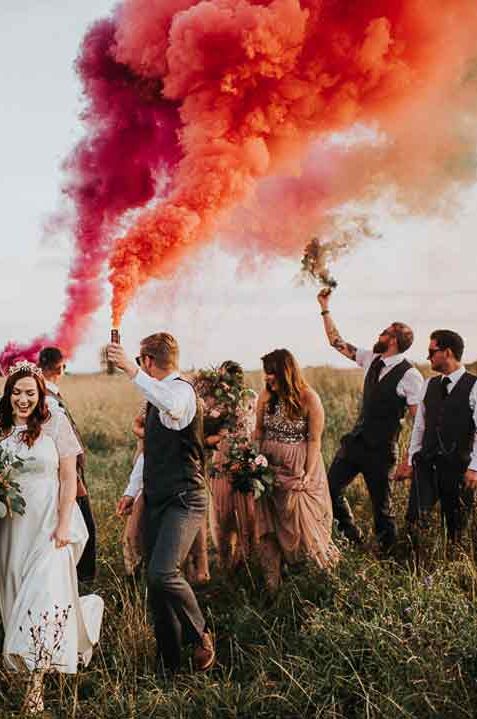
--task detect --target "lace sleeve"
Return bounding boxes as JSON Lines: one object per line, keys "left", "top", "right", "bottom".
{"left": 43, "top": 412, "right": 83, "bottom": 459}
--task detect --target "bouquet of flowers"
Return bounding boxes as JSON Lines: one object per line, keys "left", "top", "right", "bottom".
{"left": 217, "top": 436, "right": 276, "bottom": 500}
{"left": 0, "top": 446, "right": 26, "bottom": 519}
{"left": 193, "top": 366, "right": 244, "bottom": 434}
{"left": 296, "top": 214, "right": 380, "bottom": 289}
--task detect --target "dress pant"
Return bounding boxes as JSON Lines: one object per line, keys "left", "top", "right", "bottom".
{"left": 144, "top": 488, "right": 207, "bottom": 672}
{"left": 406, "top": 453, "right": 474, "bottom": 542}
{"left": 328, "top": 434, "right": 397, "bottom": 549}
{"left": 76, "top": 495, "right": 97, "bottom": 582}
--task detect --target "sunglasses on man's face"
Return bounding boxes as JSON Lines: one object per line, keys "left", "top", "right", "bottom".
{"left": 427, "top": 347, "right": 444, "bottom": 359}
{"left": 135, "top": 354, "right": 153, "bottom": 367}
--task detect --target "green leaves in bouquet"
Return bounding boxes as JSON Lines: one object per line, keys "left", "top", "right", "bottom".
{"left": 0, "top": 448, "right": 27, "bottom": 518}
{"left": 220, "top": 436, "right": 276, "bottom": 500}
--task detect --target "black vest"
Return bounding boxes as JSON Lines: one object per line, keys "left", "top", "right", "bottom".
{"left": 421, "top": 372, "right": 477, "bottom": 464}
{"left": 143, "top": 378, "right": 205, "bottom": 505}
{"left": 350, "top": 358, "right": 412, "bottom": 448}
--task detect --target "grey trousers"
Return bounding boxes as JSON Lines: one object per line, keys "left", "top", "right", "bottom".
{"left": 144, "top": 488, "right": 207, "bottom": 671}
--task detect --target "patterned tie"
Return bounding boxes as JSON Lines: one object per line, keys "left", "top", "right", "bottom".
{"left": 368, "top": 356, "right": 385, "bottom": 386}
{"left": 441, "top": 376, "right": 451, "bottom": 400}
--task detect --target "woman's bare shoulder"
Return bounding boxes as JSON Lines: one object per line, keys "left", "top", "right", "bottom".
{"left": 301, "top": 385, "right": 322, "bottom": 409}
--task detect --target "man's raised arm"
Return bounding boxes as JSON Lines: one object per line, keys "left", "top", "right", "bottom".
{"left": 317, "top": 289, "right": 357, "bottom": 362}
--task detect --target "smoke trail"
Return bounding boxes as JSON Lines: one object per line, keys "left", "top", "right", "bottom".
{"left": 109, "top": 0, "right": 477, "bottom": 323}
{"left": 0, "top": 14, "right": 182, "bottom": 371}
{"left": 3, "top": 0, "right": 477, "bottom": 370}
{"left": 53, "top": 17, "right": 181, "bottom": 354}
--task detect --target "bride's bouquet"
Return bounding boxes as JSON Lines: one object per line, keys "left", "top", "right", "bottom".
{"left": 216, "top": 436, "right": 276, "bottom": 500}
{"left": 0, "top": 447, "right": 26, "bottom": 519}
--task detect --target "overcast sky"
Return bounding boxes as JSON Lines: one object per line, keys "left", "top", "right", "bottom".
{"left": 1, "top": 1, "right": 476, "bottom": 373}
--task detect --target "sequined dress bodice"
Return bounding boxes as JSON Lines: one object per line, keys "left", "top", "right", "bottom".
{"left": 263, "top": 400, "right": 308, "bottom": 444}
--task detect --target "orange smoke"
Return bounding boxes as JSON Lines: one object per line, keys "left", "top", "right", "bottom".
{"left": 110, "top": 0, "right": 477, "bottom": 324}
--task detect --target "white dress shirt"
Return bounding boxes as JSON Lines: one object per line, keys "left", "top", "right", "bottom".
{"left": 408, "top": 366, "right": 477, "bottom": 471}
{"left": 124, "top": 370, "right": 197, "bottom": 497}
{"left": 356, "top": 349, "right": 424, "bottom": 406}
{"left": 133, "top": 369, "right": 196, "bottom": 429}
{"left": 45, "top": 380, "right": 65, "bottom": 415}
{"left": 124, "top": 453, "right": 144, "bottom": 498}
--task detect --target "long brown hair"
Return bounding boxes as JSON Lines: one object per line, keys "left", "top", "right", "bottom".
{"left": 0, "top": 368, "right": 50, "bottom": 447}
{"left": 261, "top": 349, "right": 308, "bottom": 420}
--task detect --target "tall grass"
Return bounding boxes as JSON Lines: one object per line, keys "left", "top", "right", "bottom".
{"left": 1, "top": 368, "right": 477, "bottom": 718}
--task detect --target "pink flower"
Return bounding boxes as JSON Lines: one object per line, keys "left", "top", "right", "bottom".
{"left": 209, "top": 409, "right": 221, "bottom": 418}
{"left": 254, "top": 454, "right": 268, "bottom": 468}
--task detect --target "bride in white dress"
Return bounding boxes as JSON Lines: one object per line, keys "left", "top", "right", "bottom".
{"left": 0, "top": 361, "right": 104, "bottom": 714}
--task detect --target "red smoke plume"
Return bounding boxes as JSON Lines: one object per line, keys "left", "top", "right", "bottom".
{"left": 109, "top": 0, "right": 477, "bottom": 324}
{"left": 0, "top": 14, "right": 182, "bottom": 371}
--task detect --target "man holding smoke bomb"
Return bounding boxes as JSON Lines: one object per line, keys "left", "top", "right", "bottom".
{"left": 107, "top": 332, "right": 214, "bottom": 675}
{"left": 317, "top": 289, "right": 423, "bottom": 552}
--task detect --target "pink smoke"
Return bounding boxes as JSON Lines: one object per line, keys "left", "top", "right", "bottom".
{"left": 1, "top": 14, "right": 182, "bottom": 372}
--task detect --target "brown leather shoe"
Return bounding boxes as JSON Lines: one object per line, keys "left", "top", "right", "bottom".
{"left": 193, "top": 631, "right": 215, "bottom": 671}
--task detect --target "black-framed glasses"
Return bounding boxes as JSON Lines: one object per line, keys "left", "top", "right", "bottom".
{"left": 427, "top": 347, "right": 444, "bottom": 359}
{"left": 135, "top": 354, "right": 153, "bottom": 366}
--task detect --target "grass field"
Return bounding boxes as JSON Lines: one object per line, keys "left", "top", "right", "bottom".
{"left": 2, "top": 367, "right": 477, "bottom": 718}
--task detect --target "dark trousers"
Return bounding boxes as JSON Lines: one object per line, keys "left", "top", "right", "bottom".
{"left": 144, "top": 488, "right": 207, "bottom": 672}
{"left": 328, "top": 435, "right": 397, "bottom": 548}
{"left": 406, "top": 454, "right": 474, "bottom": 542}
{"left": 76, "top": 495, "right": 96, "bottom": 582}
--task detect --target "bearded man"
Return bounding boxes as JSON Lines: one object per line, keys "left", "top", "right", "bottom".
{"left": 317, "top": 290, "right": 423, "bottom": 551}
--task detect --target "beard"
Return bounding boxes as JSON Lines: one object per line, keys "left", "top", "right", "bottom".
{"left": 373, "top": 339, "right": 389, "bottom": 354}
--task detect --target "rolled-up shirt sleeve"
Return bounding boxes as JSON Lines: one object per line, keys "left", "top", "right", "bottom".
{"left": 356, "top": 349, "right": 374, "bottom": 370}
{"left": 133, "top": 369, "right": 196, "bottom": 425}
{"left": 398, "top": 368, "right": 424, "bottom": 406}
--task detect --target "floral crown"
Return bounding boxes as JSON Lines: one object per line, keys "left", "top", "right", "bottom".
{"left": 7, "top": 360, "right": 43, "bottom": 378}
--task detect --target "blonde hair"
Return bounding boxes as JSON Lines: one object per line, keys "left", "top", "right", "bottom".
{"left": 140, "top": 333, "right": 179, "bottom": 370}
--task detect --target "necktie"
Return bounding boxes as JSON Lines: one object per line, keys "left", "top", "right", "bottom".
{"left": 368, "top": 356, "right": 385, "bottom": 386}
{"left": 441, "top": 376, "right": 451, "bottom": 399}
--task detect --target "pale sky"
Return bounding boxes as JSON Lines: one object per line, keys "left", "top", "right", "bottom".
{"left": 1, "top": 1, "right": 476, "bottom": 373}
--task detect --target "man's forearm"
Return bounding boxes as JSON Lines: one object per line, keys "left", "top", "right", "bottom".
{"left": 407, "top": 404, "right": 425, "bottom": 465}
{"left": 322, "top": 312, "right": 357, "bottom": 361}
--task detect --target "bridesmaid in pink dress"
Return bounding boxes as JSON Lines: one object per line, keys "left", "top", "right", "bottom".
{"left": 255, "top": 349, "right": 339, "bottom": 592}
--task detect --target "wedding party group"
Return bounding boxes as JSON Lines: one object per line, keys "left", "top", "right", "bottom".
{"left": 0, "top": 289, "right": 476, "bottom": 714}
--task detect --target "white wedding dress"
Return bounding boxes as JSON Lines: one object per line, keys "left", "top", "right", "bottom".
{"left": 0, "top": 413, "right": 104, "bottom": 673}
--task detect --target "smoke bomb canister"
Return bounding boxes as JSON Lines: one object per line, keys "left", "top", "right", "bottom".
{"left": 107, "top": 328, "right": 120, "bottom": 374}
